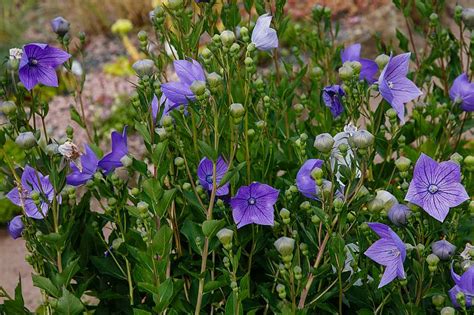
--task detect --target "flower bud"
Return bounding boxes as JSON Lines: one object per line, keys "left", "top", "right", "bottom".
{"left": 462, "top": 8, "right": 474, "bottom": 29}
{"left": 314, "top": 133, "right": 334, "bottom": 153}
{"left": 174, "top": 157, "right": 185, "bottom": 167}
{"left": 395, "top": 157, "right": 411, "bottom": 172}
{"left": 50, "top": 17, "right": 70, "bottom": 36}
{"left": 310, "top": 167, "right": 323, "bottom": 181}
{"left": 207, "top": 72, "right": 222, "bottom": 89}
{"left": 431, "top": 294, "right": 445, "bottom": 307}
{"left": 190, "top": 80, "right": 207, "bottom": 96}
{"left": 132, "top": 59, "right": 155, "bottom": 77}
{"left": 162, "top": 115, "right": 173, "bottom": 128}
{"left": 167, "top": 0, "right": 184, "bottom": 10}
{"left": 456, "top": 291, "right": 466, "bottom": 307}
{"left": 220, "top": 30, "right": 236, "bottom": 47}
{"left": 216, "top": 228, "right": 234, "bottom": 247}
{"left": 256, "top": 120, "right": 266, "bottom": 129}
{"left": 300, "top": 243, "right": 309, "bottom": 256}
{"left": 137, "top": 201, "right": 149, "bottom": 213}
{"left": 440, "top": 307, "right": 455, "bottom": 315}
{"left": 274, "top": 237, "right": 295, "bottom": 257}
{"left": 368, "top": 190, "right": 398, "bottom": 213}
{"left": 388, "top": 204, "right": 411, "bottom": 226}
{"left": 230, "top": 43, "right": 240, "bottom": 55}
{"left": 229, "top": 103, "right": 245, "bottom": 119}
{"left": 350, "top": 130, "right": 374, "bottom": 149}
{"left": 112, "top": 238, "right": 124, "bottom": 250}
{"left": 432, "top": 240, "right": 456, "bottom": 260}
{"left": 117, "top": 154, "right": 132, "bottom": 167}
{"left": 111, "top": 19, "right": 133, "bottom": 35}
{"left": 426, "top": 253, "right": 440, "bottom": 266}
{"left": 300, "top": 201, "right": 311, "bottom": 211}
{"left": 338, "top": 65, "right": 353, "bottom": 80}
{"left": 240, "top": 26, "right": 249, "bottom": 41}
{"left": 8, "top": 215, "right": 24, "bottom": 239}
{"left": 375, "top": 54, "right": 390, "bottom": 69}
{"left": 15, "top": 132, "right": 37, "bottom": 149}
{"left": 349, "top": 61, "right": 362, "bottom": 74}
{"left": 450, "top": 152, "right": 463, "bottom": 165}
{"left": 386, "top": 108, "right": 398, "bottom": 120}
{"left": 0, "top": 101, "right": 16, "bottom": 115}
{"left": 464, "top": 155, "right": 474, "bottom": 171}
{"left": 311, "top": 215, "right": 321, "bottom": 224}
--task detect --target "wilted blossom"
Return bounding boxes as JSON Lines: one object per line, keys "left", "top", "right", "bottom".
{"left": 98, "top": 126, "right": 129, "bottom": 174}
{"left": 8, "top": 215, "right": 24, "bottom": 239}
{"left": 19, "top": 43, "right": 71, "bottom": 91}
{"left": 296, "top": 159, "right": 324, "bottom": 199}
{"left": 341, "top": 43, "right": 378, "bottom": 83}
{"left": 197, "top": 156, "right": 230, "bottom": 196}
{"left": 364, "top": 222, "right": 406, "bottom": 288}
{"left": 432, "top": 240, "right": 456, "bottom": 260}
{"left": 251, "top": 14, "right": 278, "bottom": 51}
{"left": 322, "top": 85, "right": 345, "bottom": 118}
{"left": 449, "top": 264, "right": 474, "bottom": 308}
{"left": 230, "top": 182, "right": 279, "bottom": 228}
{"left": 161, "top": 59, "right": 205, "bottom": 106}
{"left": 405, "top": 154, "right": 469, "bottom": 222}
{"left": 387, "top": 204, "right": 411, "bottom": 226}
{"left": 58, "top": 140, "right": 82, "bottom": 169}
{"left": 378, "top": 53, "right": 422, "bottom": 122}
{"left": 449, "top": 73, "right": 474, "bottom": 112}
{"left": 331, "top": 124, "right": 359, "bottom": 184}
{"left": 6, "top": 165, "right": 59, "bottom": 219}
{"left": 66, "top": 145, "right": 99, "bottom": 186}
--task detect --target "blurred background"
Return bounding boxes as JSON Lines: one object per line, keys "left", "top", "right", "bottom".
{"left": 0, "top": 0, "right": 469, "bottom": 310}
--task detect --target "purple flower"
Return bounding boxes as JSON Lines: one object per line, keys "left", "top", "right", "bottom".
{"left": 8, "top": 215, "right": 24, "bottom": 239}
{"left": 378, "top": 53, "right": 422, "bottom": 122}
{"left": 66, "top": 145, "right": 99, "bottom": 186}
{"left": 296, "top": 159, "right": 323, "bottom": 199}
{"left": 19, "top": 43, "right": 71, "bottom": 91}
{"left": 151, "top": 94, "right": 159, "bottom": 122}
{"left": 449, "top": 73, "right": 474, "bottom": 112}
{"left": 432, "top": 240, "right": 456, "bottom": 260}
{"left": 387, "top": 204, "right": 411, "bottom": 226}
{"left": 405, "top": 154, "right": 469, "bottom": 222}
{"left": 197, "top": 157, "right": 230, "bottom": 196}
{"left": 341, "top": 43, "right": 378, "bottom": 83}
{"left": 6, "top": 165, "right": 59, "bottom": 219}
{"left": 450, "top": 264, "right": 474, "bottom": 308}
{"left": 251, "top": 14, "right": 278, "bottom": 51}
{"left": 230, "top": 182, "right": 279, "bottom": 228}
{"left": 98, "top": 126, "right": 128, "bottom": 174}
{"left": 364, "top": 222, "right": 406, "bottom": 288}
{"left": 322, "top": 85, "right": 345, "bottom": 117}
{"left": 161, "top": 59, "right": 205, "bottom": 105}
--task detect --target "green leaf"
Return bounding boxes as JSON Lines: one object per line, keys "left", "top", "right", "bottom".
{"left": 203, "top": 280, "right": 226, "bottom": 293}
{"left": 225, "top": 293, "right": 243, "bottom": 315}
{"left": 198, "top": 140, "right": 217, "bottom": 162}
{"left": 154, "top": 225, "right": 173, "bottom": 258}
{"left": 32, "top": 275, "right": 60, "bottom": 298}
{"left": 133, "top": 309, "right": 153, "bottom": 315}
{"left": 135, "top": 122, "right": 152, "bottom": 144}
{"left": 90, "top": 256, "right": 127, "bottom": 280}
{"left": 156, "top": 189, "right": 176, "bottom": 217}
{"left": 219, "top": 161, "right": 246, "bottom": 187}
{"left": 69, "top": 106, "right": 85, "bottom": 128}
{"left": 202, "top": 219, "right": 226, "bottom": 238}
{"left": 153, "top": 278, "right": 174, "bottom": 313}
{"left": 58, "top": 258, "right": 80, "bottom": 287}
{"left": 151, "top": 141, "right": 168, "bottom": 165}
{"left": 55, "top": 288, "right": 84, "bottom": 315}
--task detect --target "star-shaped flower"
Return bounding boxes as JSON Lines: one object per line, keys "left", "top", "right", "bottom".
{"left": 405, "top": 153, "right": 469, "bottom": 222}
{"left": 197, "top": 156, "right": 230, "bottom": 196}
{"left": 364, "top": 222, "right": 406, "bottom": 288}
{"left": 378, "top": 53, "right": 422, "bottom": 122}
{"left": 230, "top": 182, "right": 279, "bottom": 228}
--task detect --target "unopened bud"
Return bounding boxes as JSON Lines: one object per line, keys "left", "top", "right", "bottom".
{"left": 15, "top": 132, "right": 37, "bottom": 149}
{"left": 132, "top": 59, "right": 155, "bottom": 77}
{"left": 274, "top": 237, "right": 295, "bottom": 257}
{"left": 190, "top": 80, "right": 207, "bottom": 96}
{"left": 314, "top": 133, "right": 334, "bottom": 153}
{"left": 220, "top": 30, "right": 236, "bottom": 47}
{"left": 375, "top": 54, "right": 390, "bottom": 69}
{"left": 50, "top": 16, "right": 70, "bottom": 36}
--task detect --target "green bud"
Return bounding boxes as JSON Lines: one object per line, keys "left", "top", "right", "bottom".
{"left": 395, "top": 157, "right": 411, "bottom": 172}
{"left": 427, "top": 253, "right": 440, "bottom": 266}
{"left": 244, "top": 57, "right": 254, "bottom": 66}
{"left": 440, "top": 306, "right": 455, "bottom": 315}
{"left": 220, "top": 30, "right": 236, "bottom": 47}
{"left": 456, "top": 291, "right": 466, "bottom": 307}
{"left": 207, "top": 72, "right": 222, "bottom": 89}
{"left": 300, "top": 201, "right": 311, "bottom": 211}
{"left": 202, "top": 48, "right": 212, "bottom": 59}
{"left": 431, "top": 294, "right": 445, "bottom": 307}
{"left": 131, "top": 187, "right": 140, "bottom": 196}
{"left": 386, "top": 108, "right": 398, "bottom": 120}
{"left": 450, "top": 153, "right": 463, "bottom": 165}
{"left": 137, "top": 201, "right": 149, "bottom": 213}
{"left": 280, "top": 208, "right": 290, "bottom": 219}
{"left": 276, "top": 283, "right": 285, "bottom": 293}
{"left": 0, "top": 101, "right": 16, "bottom": 115}
{"left": 311, "top": 215, "right": 321, "bottom": 224}
{"left": 137, "top": 30, "right": 148, "bottom": 42}
{"left": 464, "top": 155, "right": 474, "bottom": 171}
{"left": 274, "top": 237, "right": 295, "bottom": 257}
{"left": 120, "top": 155, "right": 133, "bottom": 167}
{"left": 174, "top": 157, "right": 185, "bottom": 167}
{"left": 230, "top": 103, "right": 245, "bottom": 118}
{"left": 375, "top": 54, "right": 390, "bottom": 69}
{"left": 294, "top": 103, "right": 304, "bottom": 113}
{"left": 162, "top": 115, "right": 173, "bottom": 128}
{"left": 167, "top": 0, "right": 183, "bottom": 10}
{"left": 339, "top": 65, "right": 353, "bottom": 80}
{"left": 111, "top": 19, "right": 133, "bottom": 35}
{"left": 190, "top": 80, "right": 207, "bottom": 96}
{"left": 350, "top": 130, "right": 374, "bottom": 149}
{"left": 314, "top": 133, "right": 334, "bottom": 153}
{"left": 15, "top": 132, "right": 37, "bottom": 149}
{"left": 256, "top": 120, "right": 266, "bottom": 129}
{"left": 311, "top": 66, "right": 323, "bottom": 78}
{"left": 216, "top": 228, "right": 234, "bottom": 247}
{"left": 462, "top": 8, "right": 474, "bottom": 30}
{"left": 349, "top": 61, "right": 362, "bottom": 74}
{"left": 46, "top": 143, "right": 59, "bottom": 156}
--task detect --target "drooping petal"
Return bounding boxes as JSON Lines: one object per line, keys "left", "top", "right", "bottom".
{"left": 367, "top": 222, "right": 393, "bottom": 239}
{"left": 459, "top": 265, "right": 474, "bottom": 293}
{"left": 37, "top": 46, "right": 71, "bottom": 68}
{"left": 6, "top": 187, "right": 22, "bottom": 207}
{"left": 359, "top": 58, "right": 378, "bottom": 83}
{"left": 66, "top": 164, "right": 94, "bottom": 186}
{"left": 8, "top": 215, "right": 24, "bottom": 239}
{"left": 251, "top": 14, "right": 278, "bottom": 51}
{"left": 341, "top": 43, "right": 361, "bottom": 63}
{"left": 82, "top": 145, "right": 99, "bottom": 175}
{"left": 296, "top": 159, "right": 324, "bottom": 199}
{"left": 174, "top": 59, "right": 206, "bottom": 86}
{"left": 161, "top": 81, "right": 195, "bottom": 105}
{"left": 98, "top": 127, "right": 128, "bottom": 173}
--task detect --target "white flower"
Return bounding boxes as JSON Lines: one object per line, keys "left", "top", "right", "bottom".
{"left": 9, "top": 48, "right": 23, "bottom": 61}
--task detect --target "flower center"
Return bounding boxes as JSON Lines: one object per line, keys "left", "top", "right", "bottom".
{"left": 28, "top": 58, "right": 38, "bottom": 66}
{"left": 388, "top": 81, "right": 394, "bottom": 89}
{"left": 248, "top": 197, "right": 256, "bottom": 205}
{"left": 205, "top": 174, "right": 213, "bottom": 184}
{"left": 428, "top": 184, "right": 439, "bottom": 194}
